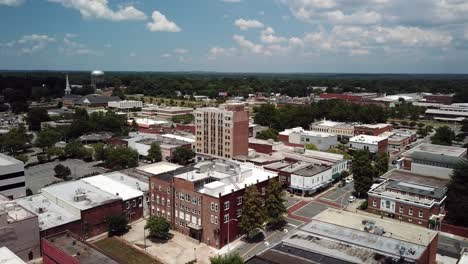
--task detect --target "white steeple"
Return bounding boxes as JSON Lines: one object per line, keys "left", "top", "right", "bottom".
{"left": 65, "top": 74, "right": 71, "bottom": 95}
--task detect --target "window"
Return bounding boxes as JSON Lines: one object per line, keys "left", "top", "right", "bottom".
{"left": 175, "top": 210, "right": 178, "bottom": 218}
{"left": 158, "top": 185, "right": 161, "bottom": 191}
{"left": 151, "top": 194, "right": 155, "bottom": 202}
{"left": 215, "top": 216, "right": 218, "bottom": 224}
{"left": 224, "top": 214, "right": 229, "bottom": 223}
{"left": 167, "top": 199, "right": 171, "bottom": 207}
{"left": 179, "top": 192, "right": 184, "bottom": 200}
{"left": 167, "top": 187, "right": 170, "bottom": 194}
{"left": 399, "top": 205, "right": 404, "bottom": 213}
{"left": 211, "top": 215, "right": 215, "bottom": 224}
{"left": 261, "top": 187, "right": 266, "bottom": 195}
{"left": 133, "top": 200, "right": 136, "bottom": 207}
{"left": 151, "top": 183, "right": 155, "bottom": 189}
{"left": 419, "top": 210, "right": 423, "bottom": 218}
{"left": 237, "top": 196, "right": 243, "bottom": 205}
{"left": 162, "top": 198, "right": 165, "bottom": 206}
{"left": 224, "top": 201, "right": 230, "bottom": 211}
{"left": 385, "top": 200, "right": 391, "bottom": 209}
{"left": 215, "top": 203, "right": 218, "bottom": 212}
{"left": 211, "top": 202, "right": 214, "bottom": 211}
{"left": 237, "top": 209, "right": 242, "bottom": 218}
{"left": 156, "top": 196, "right": 160, "bottom": 204}
{"left": 192, "top": 196, "right": 197, "bottom": 204}
{"left": 372, "top": 200, "right": 376, "bottom": 207}
{"left": 409, "top": 208, "right": 413, "bottom": 216}
{"left": 198, "top": 197, "right": 202, "bottom": 205}
{"left": 126, "top": 201, "right": 130, "bottom": 209}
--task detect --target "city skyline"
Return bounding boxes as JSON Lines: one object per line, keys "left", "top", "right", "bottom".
{"left": 1, "top": 0, "right": 468, "bottom": 73}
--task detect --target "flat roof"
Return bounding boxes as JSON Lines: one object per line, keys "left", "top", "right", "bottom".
{"left": 102, "top": 172, "right": 148, "bottom": 192}
{"left": 15, "top": 194, "right": 80, "bottom": 230}
{"left": 349, "top": 134, "right": 386, "bottom": 144}
{"left": 45, "top": 232, "right": 119, "bottom": 264}
{"left": 136, "top": 161, "right": 182, "bottom": 176}
{"left": 355, "top": 123, "right": 391, "bottom": 129}
{"left": 82, "top": 175, "right": 143, "bottom": 200}
{"left": 0, "top": 153, "right": 23, "bottom": 166}
{"left": 0, "top": 247, "right": 27, "bottom": 264}
{"left": 403, "top": 143, "right": 466, "bottom": 158}
{"left": 381, "top": 169, "right": 449, "bottom": 189}
{"left": 312, "top": 209, "right": 437, "bottom": 246}
{"left": 0, "top": 195, "right": 36, "bottom": 222}
{"left": 41, "top": 181, "right": 121, "bottom": 211}
{"left": 292, "top": 164, "right": 330, "bottom": 177}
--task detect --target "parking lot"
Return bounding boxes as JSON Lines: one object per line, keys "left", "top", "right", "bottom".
{"left": 26, "top": 159, "right": 106, "bottom": 193}
{"left": 319, "top": 181, "right": 354, "bottom": 207}
{"left": 294, "top": 202, "right": 329, "bottom": 219}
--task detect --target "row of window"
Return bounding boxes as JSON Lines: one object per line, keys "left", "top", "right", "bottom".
{"left": 125, "top": 198, "right": 142, "bottom": 209}
{"left": 373, "top": 200, "right": 424, "bottom": 218}
{"left": 150, "top": 183, "right": 171, "bottom": 194}
{"left": 176, "top": 191, "right": 202, "bottom": 205}
{"left": 151, "top": 194, "right": 171, "bottom": 207}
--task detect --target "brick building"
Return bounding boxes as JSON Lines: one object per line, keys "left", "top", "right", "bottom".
{"left": 367, "top": 169, "right": 448, "bottom": 228}
{"left": 149, "top": 159, "right": 278, "bottom": 249}
{"left": 422, "top": 94, "right": 453, "bottom": 105}
{"left": 354, "top": 123, "right": 393, "bottom": 136}
{"left": 194, "top": 103, "right": 249, "bottom": 159}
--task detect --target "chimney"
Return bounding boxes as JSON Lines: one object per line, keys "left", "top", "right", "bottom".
{"left": 219, "top": 193, "right": 221, "bottom": 198}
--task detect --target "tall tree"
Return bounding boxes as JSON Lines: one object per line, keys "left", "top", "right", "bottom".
{"left": 351, "top": 150, "right": 376, "bottom": 197}
{"left": 105, "top": 146, "right": 139, "bottom": 170}
{"left": 461, "top": 119, "right": 468, "bottom": 133}
{"left": 239, "top": 185, "right": 265, "bottom": 238}
{"left": 27, "top": 108, "right": 50, "bottom": 131}
{"left": 147, "top": 142, "right": 162, "bottom": 162}
{"left": 375, "top": 153, "right": 389, "bottom": 176}
{"left": 107, "top": 215, "right": 129, "bottom": 236}
{"left": 255, "top": 128, "right": 278, "bottom": 141}
{"left": 172, "top": 147, "right": 195, "bottom": 165}
{"left": 264, "top": 180, "right": 287, "bottom": 229}
{"left": 0, "top": 126, "right": 30, "bottom": 154}
{"left": 36, "top": 128, "right": 61, "bottom": 152}
{"left": 145, "top": 216, "right": 170, "bottom": 239}
{"left": 446, "top": 160, "right": 468, "bottom": 227}
{"left": 431, "top": 126, "right": 455, "bottom": 146}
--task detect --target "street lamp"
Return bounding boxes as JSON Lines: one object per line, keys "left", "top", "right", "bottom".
{"left": 227, "top": 218, "right": 238, "bottom": 253}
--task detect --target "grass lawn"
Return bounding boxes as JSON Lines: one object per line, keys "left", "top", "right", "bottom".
{"left": 94, "top": 237, "right": 161, "bottom": 264}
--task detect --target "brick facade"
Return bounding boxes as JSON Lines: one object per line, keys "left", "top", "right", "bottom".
{"left": 80, "top": 200, "right": 123, "bottom": 238}
{"left": 354, "top": 124, "right": 392, "bottom": 136}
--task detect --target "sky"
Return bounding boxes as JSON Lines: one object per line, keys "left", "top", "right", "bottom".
{"left": 0, "top": 0, "right": 468, "bottom": 73}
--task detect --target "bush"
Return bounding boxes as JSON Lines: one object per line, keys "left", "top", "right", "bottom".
{"left": 14, "top": 154, "right": 29, "bottom": 164}
{"left": 145, "top": 216, "right": 171, "bottom": 240}
{"left": 54, "top": 164, "right": 71, "bottom": 179}
{"left": 37, "top": 154, "right": 48, "bottom": 164}
{"left": 108, "top": 215, "right": 129, "bottom": 236}
{"left": 359, "top": 200, "right": 368, "bottom": 210}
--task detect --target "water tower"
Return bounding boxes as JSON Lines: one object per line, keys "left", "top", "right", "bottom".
{"left": 91, "top": 70, "right": 105, "bottom": 89}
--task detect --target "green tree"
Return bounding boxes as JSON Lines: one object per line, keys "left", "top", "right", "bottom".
{"left": 36, "top": 128, "right": 61, "bottom": 152}
{"left": 446, "top": 160, "right": 468, "bottom": 227}
{"left": 145, "top": 216, "right": 170, "bottom": 239}
{"left": 239, "top": 185, "right": 265, "bottom": 238}
{"left": 105, "top": 146, "right": 139, "bottom": 170}
{"left": 0, "top": 126, "right": 30, "bottom": 154}
{"left": 172, "top": 147, "right": 195, "bottom": 165}
{"left": 417, "top": 128, "right": 429, "bottom": 138}
{"left": 264, "top": 180, "right": 287, "bottom": 229}
{"left": 107, "top": 215, "right": 129, "bottom": 236}
{"left": 417, "top": 123, "right": 425, "bottom": 128}
{"left": 46, "top": 147, "right": 65, "bottom": 160}
{"left": 375, "top": 153, "right": 389, "bottom": 176}
{"left": 57, "top": 101, "right": 63, "bottom": 108}
{"left": 27, "top": 108, "right": 50, "bottom": 131}
{"left": 351, "top": 150, "right": 376, "bottom": 197}
{"left": 455, "top": 133, "right": 466, "bottom": 142}
{"left": 54, "top": 164, "right": 71, "bottom": 179}
{"left": 431, "top": 126, "right": 455, "bottom": 146}
{"left": 131, "top": 119, "right": 139, "bottom": 132}
{"left": 92, "top": 143, "right": 106, "bottom": 161}
{"left": 210, "top": 253, "right": 244, "bottom": 264}
{"left": 255, "top": 128, "right": 278, "bottom": 141}
{"left": 304, "top": 144, "right": 319, "bottom": 151}
{"left": 253, "top": 104, "right": 278, "bottom": 128}
{"left": 64, "top": 141, "right": 85, "bottom": 158}
{"left": 171, "top": 114, "right": 194, "bottom": 124}
{"left": 147, "top": 142, "right": 162, "bottom": 162}
{"left": 14, "top": 154, "right": 29, "bottom": 164}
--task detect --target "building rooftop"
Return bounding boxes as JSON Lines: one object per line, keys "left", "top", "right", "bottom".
{"left": 349, "top": 135, "right": 386, "bottom": 144}
{"left": 381, "top": 169, "right": 449, "bottom": 189}
{"left": 0, "top": 194, "right": 36, "bottom": 223}
{"left": 291, "top": 163, "right": 330, "bottom": 177}
{"left": 403, "top": 143, "right": 466, "bottom": 158}
{"left": 15, "top": 194, "right": 80, "bottom": 231}
{"left": 313, "top": 120, "right": 354, "bottom": 128}
{"left": 0, "top": 153, "right": 23, "bottom": 166}
{"left": 280, "top": 127, "right": 334, "bottom": 138}
{"left": 136, "top": 161, "right": 183, "bottom": 176}
{"left": 161, "top": 133, "right": 195, "bottom": 144}
{"left": 355, "top": 123, "right": 391, "bottom": 129}
{"left": 40, "top": 181, "right": 121, "bottom": 211}
{"left": 45, "top": 231, "right": 119, "bottom": 264}
{"left": 101, "top": 172, "right": 148, "bottom": 192}
{"left": 0, "top": 247, "right": 27, "bottom": 264}
{"left": 82, "top": 175, "right": 144, "bottom": 201}
{"left": 313, "top": 209, "right": 437, "bottom": 246}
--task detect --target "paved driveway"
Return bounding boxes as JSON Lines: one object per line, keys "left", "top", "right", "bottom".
{"left": 294, "top": 202, "right": 329, "bottom": 219}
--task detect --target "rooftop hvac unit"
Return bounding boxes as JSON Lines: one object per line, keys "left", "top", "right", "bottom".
{"left": 73, "top": 193, "right": 87, "bottom": 202}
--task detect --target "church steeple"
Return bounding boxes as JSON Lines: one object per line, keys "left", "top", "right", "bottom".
{"left": 65, "top": 74, "right": 71, "bottom": 95}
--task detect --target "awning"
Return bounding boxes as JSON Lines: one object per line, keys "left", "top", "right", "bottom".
{"left": 187, "top": 223, "right": 202, "bottom": 230}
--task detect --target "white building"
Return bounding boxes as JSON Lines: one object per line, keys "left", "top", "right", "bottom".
{"left": 0, "top": 247, "right": 27, "bottom": 264}
{"left": 289, "top": 162, "right": 333, "bottom": 195}
{"left": 425, "top": 103, "right": 468, "bottom": 122}
{"left": 280, "top": 127, "right": 337, "bottom": 150}
{"left": 348, "top": 134, "right": 388, "bottom": 154}
{"left": 0, "top": 154, "right": 25, "bottom": 199}
{"left": 108, "top": 100, "right": 143, "bottom": 109}
{"left": 310, "top": 120, "right": 355, "bottom": 138}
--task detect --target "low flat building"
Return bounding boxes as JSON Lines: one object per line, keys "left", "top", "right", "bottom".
{"left": 127, "top": 118, "right": 169, "bottom": 129}
{"left": 0, "top": 247, "right": 27, "bottom": 264}
{"left": 108, "top": 100, "right": 142, "bottom": 109}
{"left": 425, "top": 104, "right": 468, "bottom": 122}
{"left": 0, "top": 194, "right": 40, "bottom": 262}
{"left": 125, "top": 133, "right": 192, "bottom": 161}
{"left": 348, "top": 134, "right": 388, "bottom": 154}
{"left": 382, "top": 129, "right": 417, "bottom": 149}
{"left": 14, "top": 194, "right": 81, "bottom": 238}
{"left": 286, "top": 162, "right": 332, "bottom": 195}
{"left": 368, "top": 169, "right": 448, "bottom": 228}
{"left": 249, "top": 123, "right": 268, "bottom": 138}
{"left": 400, "top": 143, "right": 467, "bottom": 179}
{"left": 42, "top": 231, "right": 121, "bottom": 264}
{"left": 78, "top": 95, "right": 121, "bottom": 108}
{"left": 354, "top": 123, "right": 393, "bottom": 136}
{"left": 0, "top": 154, "right": 26, "bottom": 199}
{"left": 310, "top": 120, "right": 355, "bottom": 139}
{"left": 141, "top": 106, "right": 193, "bottom": 120}
{"left": 279, "top": 127, "right": 337, "bottom": 150}
{"left": 40, "top": 181, "right": 123, "bottom": 238}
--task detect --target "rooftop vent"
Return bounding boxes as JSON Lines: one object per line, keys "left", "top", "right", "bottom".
{"left": 73, "top": 193, "right": 87, "bottom": 202}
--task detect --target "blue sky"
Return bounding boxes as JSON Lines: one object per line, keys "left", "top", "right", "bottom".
{"left": 0, "top": 0, "right": 468, "bottom": 73}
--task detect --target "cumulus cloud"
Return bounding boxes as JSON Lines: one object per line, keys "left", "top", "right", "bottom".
{"left": 146, "top": 10, "right": 181, "bottom": 32}
{"left": 207, "top": 46, "right": 236, "bottom": 60}
{"left": 59, "top": 34, "right": 96, "bottom": 55}
{"left": 2, "top": 34, "right": 56, "bottom": 54}
{"left": 0, "top": 0, "right": 24, "bottom": 6}
{"left": 234, "top": 18, "right": 264, "bottom": 30}
{"left": 47, "top": 0, "right": 146, "bottom": 21}
{"left": 260, "top": 27, "right": 287, "bottom": 44}
{"left": 161, "top": 53, "right": 171, "bottom": 58}
{"left": 233, "top": 35, "right": 264, "bottom": 54}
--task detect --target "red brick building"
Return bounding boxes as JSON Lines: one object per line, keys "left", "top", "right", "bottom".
{"left": 423, "top": 94, "right": 453, "bottom": 105}
{"left": 367, "top": 169, "right": 448, "bottom": 228}
{"left": 149, "top": 160, "right": 277, "bottom": 249}
{"left": 354, "top": 123, "right": 393, "bottom": 136}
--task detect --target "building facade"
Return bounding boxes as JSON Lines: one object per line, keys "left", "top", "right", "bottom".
{"left": 367, "top": 169, "right": 448, "bottom": 228}
{"left": 0, "top": 154, "right": 26, "bottom": 199}
{"left": 354, "top": 123, "right": 393, "bottom": 136}
{"left": 348, "top": 134, "right": 388, "bottom": 154}
{"left": 310, "top": 120, "right": 355, "bottom": 139}
{"left": 108, "top": 100, "right": 143, "bottom": 109}
{"left": 194, "top": 104, "right": 249, "bottom": 159}
{"left": 279, "top": 127, "right": 338, "bottom": 150}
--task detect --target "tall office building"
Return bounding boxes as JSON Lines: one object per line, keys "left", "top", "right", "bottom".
{"left": 194, "top": 103, "right": 248, "bottom": 159}
{"left": 0, "top": 154, "right": 26, "bottom": 199}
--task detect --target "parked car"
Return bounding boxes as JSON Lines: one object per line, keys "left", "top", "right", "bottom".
{"left": 345, "top": 177, "right": 353, "bottom": 184}
{"left": 348, "top": 196, "right": 356, "bottom": 203}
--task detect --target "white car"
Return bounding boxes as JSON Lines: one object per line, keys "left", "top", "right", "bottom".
{"left": 348, "top": 196, "right": 356, "bottom": 203}
{"left": 345, "top": 177, "right": 353, "bottom": 183}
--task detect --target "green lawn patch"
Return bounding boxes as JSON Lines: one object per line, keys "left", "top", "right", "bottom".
{"left": 94, "top": 237, "right": 161, "bottom": 264}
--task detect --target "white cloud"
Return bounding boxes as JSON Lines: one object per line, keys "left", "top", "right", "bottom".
{"left": 233, "top": 35, "right": 264, "bottom": 54}
{"left": 260, "top": 27, "right": 287, "bottom": 44}
{"left": 234, "top": 18, "right": 264, "bottom": 30}
{"left": 47, "top": 0, "right": 146, "bottom": 21}
{"left": 0, "top": 0, "right": 24, "bottom": 6}
{"left": 59, "top": 34, "right": 95, "bottom": 55}
{"left": 129, "top": 52, "right": 136, "bottom": 57}
{"left": 161, "top": 53, "right": 171, "bottom": 58}
{"left": 146, "top": 10, "right": 181, "bottom": 32}
{"left": 6, "top": 34, "right": 56, "bottom": 54}
{"left": 174, "top": 48, "right": 189, "bottom": 54}
{"left": 178, "top": 56, "right": 192, "bottom": 63}
{"left": 372, "top": 26, "right": 452, "bottom": 47}
{"left": 324, "top": 10, "right": 382, "bottom": 25}
{"left": 207, "top": 46, "right": 236, "bottom": 60}
{"left": 350, "top": 49, "right": 369, "bottom": 56}
{"left": 289, "top": 37, "right": 304, "bottom": 48}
